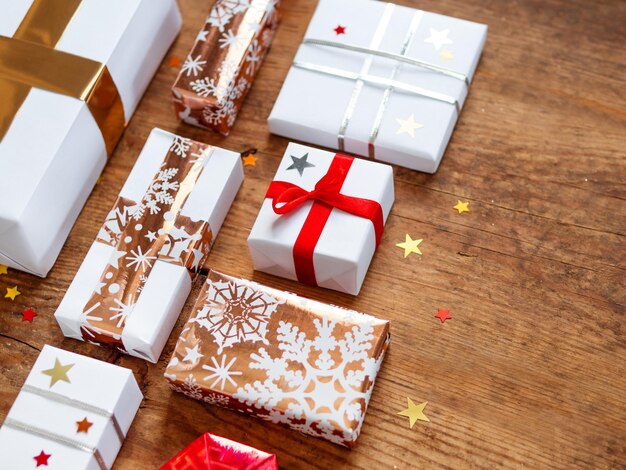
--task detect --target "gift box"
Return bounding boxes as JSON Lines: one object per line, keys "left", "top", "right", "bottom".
{"left": 55, "top": 128, "right": 244, "bottom": 362}
{"left": 268, "top": 0, "right": 487, "bottom": 173}
{"left": 172, "top": 0, "right": 280, "bottom": 135}
{"left": 165, "top": 270, "right": 390, "bottom": 448}
{"left": 247, "top": 142, "right": 393, "bottom": 295}
{"left": 0, "top": 345, "right": 142, "bottom": 469}
{"left": 160, "top": 432, "right": 278, "bottom": 470}
{"left": 0, "top": 0, "right": 182, "bottom": 277}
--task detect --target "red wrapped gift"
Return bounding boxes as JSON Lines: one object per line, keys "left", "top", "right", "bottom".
{"left": 160, "top": 433, "right": 277, "bottom": 470}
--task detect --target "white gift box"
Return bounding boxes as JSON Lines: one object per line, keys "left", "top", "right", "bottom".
{"left": 248, "top": 142, "right": 393, "bottom": 295}
{"left": 0, "top": 0, "right": 182, "bottom": 277}
{"left": 0, "top": 345, "right": 142, "bottom": 470}
{"left": 55, "top": 128, "right": 244, "bottom": 362}
{"left": 268, "top": 0, "right": 487, "bottom": 173}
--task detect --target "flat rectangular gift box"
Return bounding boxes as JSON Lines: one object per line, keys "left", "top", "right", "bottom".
{"left": 172, "top": 0, "right": 280, "bottom": 135}
{"left": 165, "top": 270, "right": 390, "bottom": 448}
{"left": 160, "top": 432, "right": 278, "bottom": 470}
{"left": 0, "top": 0, "right": 182, "bottom": 277}
{"left": 247, "top": 142, "right": 394, "bottom": 295}
{"left": 0, "top": 345, "right": 142, "bottom": 470}
{"left": 55, "top": 128, "right": 244, "bottom": 363}
{"left": 268, "top": 0, "right": 487, "bottom": 173}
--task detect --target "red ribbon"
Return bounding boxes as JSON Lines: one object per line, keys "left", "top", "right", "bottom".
{"left": 265, "top": 154, "right": 384, "bottom": 286}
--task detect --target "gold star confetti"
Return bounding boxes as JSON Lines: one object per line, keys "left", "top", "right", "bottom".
{"left": 396, "top": 234, "right": 423, "bottom": 258}
{"left": 5, "top": 286, "right": 20, "bottom": 300}
{"left": 0, "top": 264, "right": 7, "bottom": 275}
{"left": 76, "top": 417, "right": 93, "bottom": 434}
{"left": 395, "top": 113, "right": 424, "bottom": 138}
{"left": 453, "top": 200, "right": 470, "bottom": 214}
{"left": 398, "top": 398, "right": 429, "bottom": 428}
{"left": 242, "top": 153, "right": 258, "bottom": 167}
{"left": 439, "top": 49, "right": 454, "bottom": 60}
{"left": 41, "top": 358, "right": 74, "bottom": 388}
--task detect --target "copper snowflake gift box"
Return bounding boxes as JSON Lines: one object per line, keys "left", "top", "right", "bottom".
{"left": 0, "top": 345, "right": 142, "bottom": 469}
{"left": 268, "top": 0, "right": 487, "bottom": 173}
{"left": 165, "top": 270, "right": 390, "bottom": 448}
{"left": 160, "top": 432, "right": 278, "bottom": 470}
{"left": 247, "top": 142, "right": 394, "bottom": 295}
{"left": 172, "top": 0, "right": 280, "bottom": 135}
{"left": 54, "top": 128, "right": 244, "bottom": 363}
{"left": 0, "top": 0, "right": 182, "bottom": 276}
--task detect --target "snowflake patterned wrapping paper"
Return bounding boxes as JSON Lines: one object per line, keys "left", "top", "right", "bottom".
{"left": 247, "top": 142, "right": 394, "bottom": 295}
{"left": 160, "top": 432, "right": 278, "bottom": 470}
{"left": 268, "top": 0, "right": 487, "bottom": 173}
{"left": 55, "top": 128, "right": 244, "bottom": 363}
{"left": 0, "top": 0, "right": 182, "bottom": 277}
{"left": 0, "top": 345, "right": 142, "bottom": 470}
{"left": 165, "top": 270, "right": 390, "bottom": 448}
{"left": 172, "top": 0, "right": 280, "bottom": 135}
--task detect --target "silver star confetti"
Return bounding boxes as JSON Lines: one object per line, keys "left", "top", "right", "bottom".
{"left": 287, "top": 153, "right": 315, "bottom": 176}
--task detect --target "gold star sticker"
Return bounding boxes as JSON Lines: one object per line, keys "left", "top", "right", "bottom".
{"left": 439, "top": 49, "right": 454, "bottom": 60}
{"left": 396, "top": 234, "right": 423, "bottom": 258}
{"left": 398, "top": 398, "right": 429, "bottom": 428}
{"left": 395, "top": 113, "right": 424, "bottom": 138}
{"left": 453, "top": 200, "right": 470, "bottom": 214}
{"left": 0, "top": 264, "right": 7, "bottom": 275}
{"left": 5, "top": 286, "right": 20, "bottom": 300}
{"left": 242, "top": 153, "right": 258, "bottom": 167}
{"left": 41, "top": 358, "right": 74, "bottom": 388}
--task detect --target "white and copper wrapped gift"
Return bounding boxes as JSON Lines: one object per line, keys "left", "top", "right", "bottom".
{"left": 172, "top": 0, "right": 280, "bottom": 135}
{"left": 55, "top": 129, "right": 244, "bottom": 362}
{"left": 165, "top": 270, "right": 390, "bottom": 448}
{"left": 0, "top": 345, "right": 142, "bottom": 470}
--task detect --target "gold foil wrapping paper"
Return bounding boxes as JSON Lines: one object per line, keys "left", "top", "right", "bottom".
{"left": 165, "top": 270, "right": 390, "bottom": 447}
{"left": 172, "top": 0, "right": 280, "bottom": 135}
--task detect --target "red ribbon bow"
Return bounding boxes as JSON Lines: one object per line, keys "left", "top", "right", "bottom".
{"left": 265, "top": 154, "right": 384, "bottom": 286}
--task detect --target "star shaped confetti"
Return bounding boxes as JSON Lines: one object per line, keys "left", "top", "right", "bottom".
{"left": 168, "top": 56, "right": 182, "bottom": 68}
{"left": 287, "top": 153, "right": 315, "bottom": 176}
{"left": 41, "top": 358, "right": 74, "bottom": 388}
{"left": 34, "top": 450, "right": 51, "bottom": 467}
{"left": 396, "top": 234, "right": 423, "bottom": 258}
{"left": 76, "top": 417, "right": 93, "bottom": 434}
{"left": 5, "top": 286, "right": 20, "bottom": 300}
{"left": 398, "top": 398, "right": 429, "bottom": 428}
{"left": 439, "top": 49, "right": 454, "bottom": 60}
{"left": 0, "top": 264, "right": 7, "bottom": 275}
{"left": 453, "top": 200, "right": 470, "bottom": 214}
{"left": 424, "top": 28, "right": 452, "bottom": 51}
{"left": 333, "top": 25, "right": 346, "bottom": 35}
{"left": 242, "top": 153, "right": 258, "bottom": 167}
{"left": 396, "top": 113, "right": 424, "bottom": 138}
{"left": 435, "top": 308, "right": 452, "bottom": 323}
{"left": 183, "top": 344, "right": 204, "bottom": 363}
{"left": 21, "top": 307, "right": 38, "bottom": 323}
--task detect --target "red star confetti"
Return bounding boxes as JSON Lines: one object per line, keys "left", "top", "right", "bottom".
{"left": 76, "top": 417, "right": 93, "bottom": 434}
{"left": 5, "top": 286, "right": 20, "bottom": 300}
{"left": 21, "top": 307, "right": 38, "bottom": 323}
{"left": 34, "top": 451, "right": 50, "bottom": 467}
{"left": 435, "top": 308, "right": 452, "bottom": 323}
{"left": 333, "top": 25, "right": 346, "bottom": 35}
{"left": 168, "top": 55, "right": 182, "bottom": 68}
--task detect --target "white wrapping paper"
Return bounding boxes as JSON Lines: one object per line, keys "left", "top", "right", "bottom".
{"left": 0, "top": 345, "right": 142, "bottom": 470}
{"left": 268, "top": 0, "right": 487, "bottom": 173}
{"left": 0, "top": 0, "right": 182, "bottom": 276}
{"left": 248, "top": 142, "right": 393, "bottom": 295}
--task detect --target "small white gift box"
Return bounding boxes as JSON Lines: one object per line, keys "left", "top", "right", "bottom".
{"left": 268, "top": 0, "right": 487, "bottom": 173}
{"left": 0, "top": 345, "right": 142, "bottom": 470}
{"left": 248, "top": 142, "right": 393, "bottom": 295}
{"left": 0, "top": 0, "right": 182, "bottom": 277}
{"left": 55, "top": 128, "right": 244, "bottom": 362}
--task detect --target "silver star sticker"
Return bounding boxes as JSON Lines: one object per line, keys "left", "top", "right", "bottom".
{"left": 286, "top": 153, "right": 315, "bottom": 176}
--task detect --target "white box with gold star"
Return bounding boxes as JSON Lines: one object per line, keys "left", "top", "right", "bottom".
{"left": 0, "top": 344, "right": 142, "bottom": 469}
{"left": 54, "top": 128, "right": 244, "bottom": 363}
{"left": 248, "top": 142, "right": 394, "bottom": 295}
{"left": 0, "top": 0, "right": 182, "bottom": 277}
{"left": 268, "top": 0, "right": 487, "bottom": 173}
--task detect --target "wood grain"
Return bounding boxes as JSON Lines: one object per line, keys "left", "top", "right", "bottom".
{"left": 1, "top": 0, "right": 625, "bottom": 468}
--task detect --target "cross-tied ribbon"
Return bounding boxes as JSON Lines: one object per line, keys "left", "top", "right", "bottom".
{"left": 265, "top": 154, "right": 384, "bottom": 286}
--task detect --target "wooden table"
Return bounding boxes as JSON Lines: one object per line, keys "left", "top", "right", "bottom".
{"left": 1, "top": 0, "right": 624, "bottom": 468}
